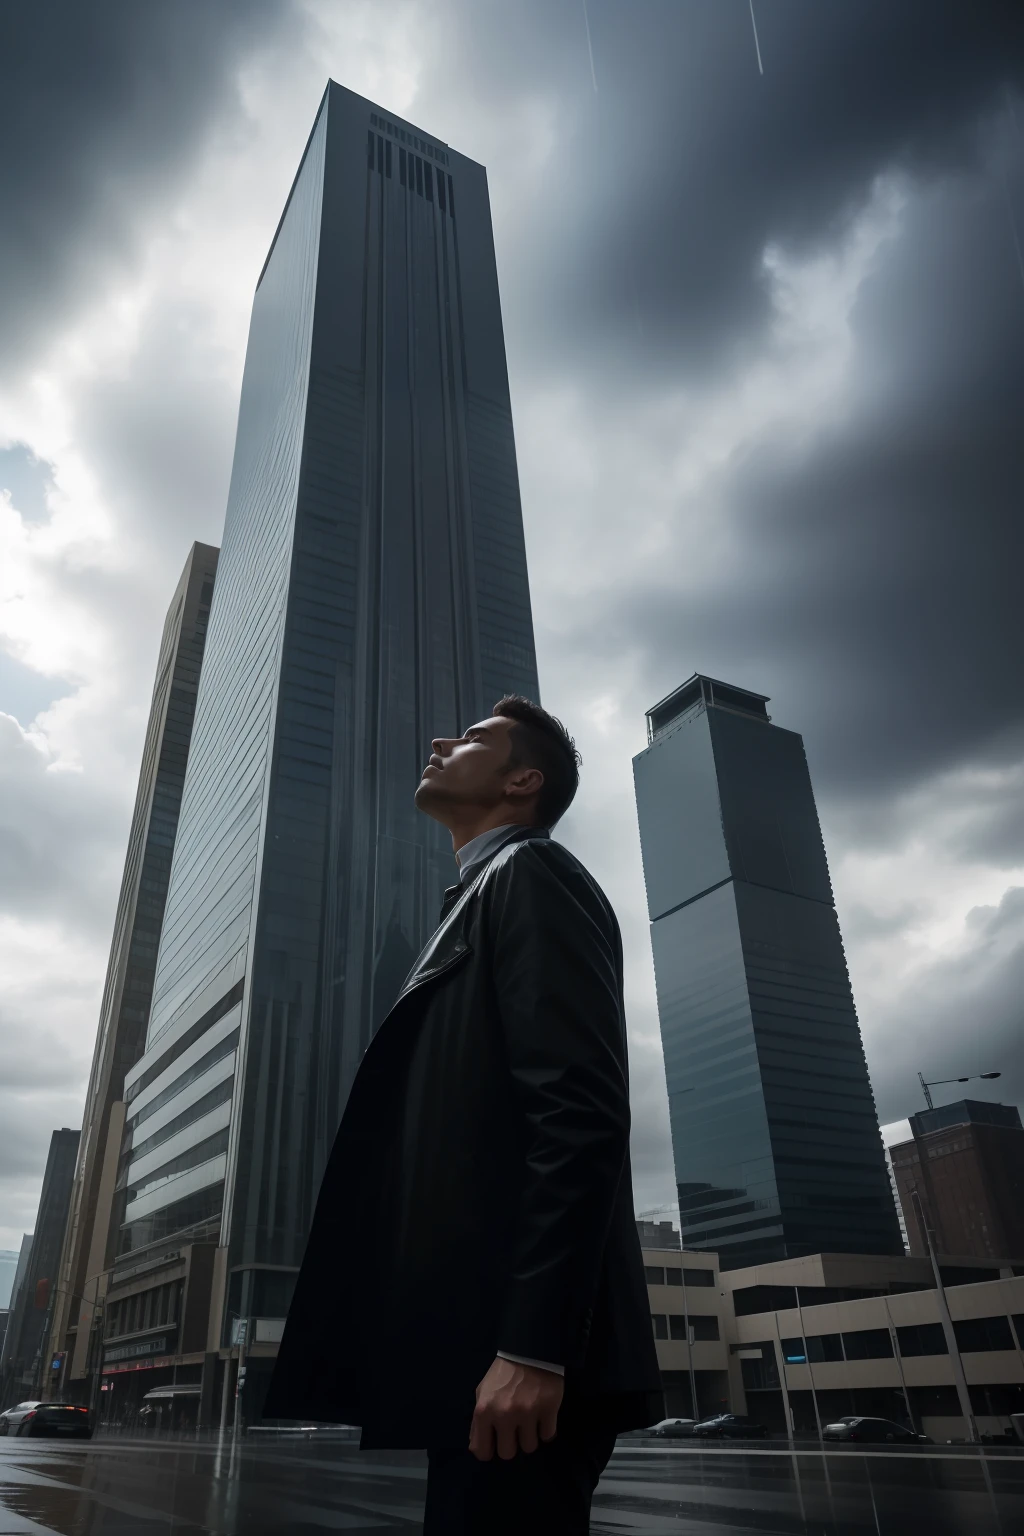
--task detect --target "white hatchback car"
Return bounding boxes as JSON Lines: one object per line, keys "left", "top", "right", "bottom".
{"left": 0, "top": 1401, "right": 43, "bottom": 1434}
{"left": 0, "top": 1400, "right": 93, "bottom": 1438}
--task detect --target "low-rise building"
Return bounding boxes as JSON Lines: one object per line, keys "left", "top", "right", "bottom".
{"left": 642, "top": 1246, "right": 1024, "bottom": 1441}
{"left": 642, "top": 1249, "right": 731, "bottom": 1418}
{"left": 889, "top": 1100, "right": 1024, "bottom": 1262}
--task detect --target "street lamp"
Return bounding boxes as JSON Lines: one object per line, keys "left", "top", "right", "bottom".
{"left": 917, "top": 1070, "right": 1000, "bottom": 1111}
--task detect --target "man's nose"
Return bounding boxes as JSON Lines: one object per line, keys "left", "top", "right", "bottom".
{"left": 431, "top": 737, "right": 451, "bottom": 756}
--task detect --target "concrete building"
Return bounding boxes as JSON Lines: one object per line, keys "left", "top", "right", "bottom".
{"left": 633, "top": 675, "right": 902, "bottom": 1269}
{"left": 642, "top": 1248, "right": 731, "bottom": 1418}
{"left": 889, "top": 1101, "right": 1024, "bottom": 1263}
{"left": 45, "top": 543, "right": 219, "bottom": 1403}
{"left": 636, "top": 1219, "right": 683, "bottom": 1251}
{"left": 96, "top": 82, "right": 538, "bottom": 1428}
{"left": 642, "top": 1246, "right": 1024, "bottom": 1442}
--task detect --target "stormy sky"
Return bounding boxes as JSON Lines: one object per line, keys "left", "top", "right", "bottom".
{"left": 2, "top": 1, "right": 1023, "bottom": 1247}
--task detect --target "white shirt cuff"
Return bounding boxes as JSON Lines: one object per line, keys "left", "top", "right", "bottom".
{"left": 496, "top": 1350, "right": 564, "bottom": 1377}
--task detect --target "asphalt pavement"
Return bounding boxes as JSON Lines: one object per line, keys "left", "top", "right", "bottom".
{"left": 1, "top": 1432, "right": 1022, "bottom": 1534}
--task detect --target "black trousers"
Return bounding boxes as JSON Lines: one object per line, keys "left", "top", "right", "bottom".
{"left": 423, "top": 1423, "right": 617, "bottom": 1535}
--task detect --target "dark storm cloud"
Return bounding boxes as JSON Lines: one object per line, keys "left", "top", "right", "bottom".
{"left": 0, "top": 0, "right": 290, "bottom": 365}
{"left": 871, "top": 886, "right": 1024, "bottom": 1125}
{"left": 490, "top": 0, "right": 1024, "bottom": 376}
{"left": 440, "top": 3, "right": 1024, "bottom": 817}
{"left": 592, "top": 140, "right": 1024, "bottom": 805}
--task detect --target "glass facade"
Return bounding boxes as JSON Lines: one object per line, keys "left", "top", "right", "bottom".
{"left": 633, "top": 675, "right": 902, "bottom": 1269}
{"left": 47, "top": 543, "right": 218, "bottom": 1380}
{"left": 118, "top": 84, "right": 539, "bottom": 1327}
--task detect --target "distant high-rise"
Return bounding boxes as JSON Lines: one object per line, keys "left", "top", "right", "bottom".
{"left": 114, "top": 82, "right": 538, "bottom": 1418}
{"left": 0, "top": 1132, "right": 78, "bottom": 1403}
{"left": 633, "top": 674, "right": 902, "bottom": 1269}
{"left": 47, "top": 542, "right": 219, "bottom": 1392}
{"left": 0, "top": 1237, "right": 32, "bottom": 1401}
{"left": 890, "top": 1100, "right": 1024, "bottom": 1261}
{"left": 0, "top": 1250, "right": 18, "bottom": 1312}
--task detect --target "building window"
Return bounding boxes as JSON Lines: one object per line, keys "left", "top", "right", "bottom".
{"left": 377, "top": 134, "right": 384, "bottom": 173}
{"left": 841, "top": 1328, "right": 894, "bottom": 1361}
{"left": 644, "top": 1266, "right": 665, "bottom": 1285}
{"left": 447, "top": 175, "right": 455, "bottom": 217}
{"left": 781, "top": 1333, "right": 843, "bottom": 1364}
{"left": 651, "top": 1314, "right": 668, "bottom": 1339}
{"left": 732, "top": 1285, "right": 797, "bottom": 1316}
{"left": 739, "top": 1344, "right": 780, "bottom": 1391}
{"left": 425, "top": 163, "right": 433, "bottom": 201}
{"left": 669, "top": 1314, "right": 720, "bottom": 1342}
{"left": 437, "top": 172, "right": 446, "bottom": 212}
{"left": 684, "top": 1268, "right": 715, "bottom": 1287}
{"left": 896, "top": 1323, "right": 948, "bottom": 1357}
{"left": 385, "top": 140, "right": 392, "bottom": 178}
{"left": 367, "top": 130, "right": 374, "bottom": 169}
{"left": 953, "top": 1315, "right": 1014, "bottom": 1353}
{"left": 415, "top": 156, "right": 424, "bottom": 196}
{"left": 1012, "top": 1315, "right": 1024, "bottom": 1351}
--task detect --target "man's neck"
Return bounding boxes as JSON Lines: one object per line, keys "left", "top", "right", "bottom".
{"left": 450, "top": 813, "right": 534, "bottom": 861}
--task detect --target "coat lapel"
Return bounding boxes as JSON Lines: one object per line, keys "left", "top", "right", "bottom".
{"left": 364, "top": 829, "right": 552, "bottom": 1059}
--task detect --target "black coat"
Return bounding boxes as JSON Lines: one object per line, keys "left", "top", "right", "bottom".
{"left": 263, "top": 828, "right": 662, "bottom": 1447}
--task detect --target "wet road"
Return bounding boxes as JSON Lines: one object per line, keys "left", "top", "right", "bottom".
{"left": 1, "top": 1433, "right": 1022, "bottom": 1534}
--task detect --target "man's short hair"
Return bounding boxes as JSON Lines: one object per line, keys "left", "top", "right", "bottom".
{"left": 492, "top": 695, "right": 581, "bottom": 828}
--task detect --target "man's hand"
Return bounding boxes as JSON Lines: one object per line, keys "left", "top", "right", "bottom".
{"left": 468, "top": 1356, "right": 564, "bottom": 1461}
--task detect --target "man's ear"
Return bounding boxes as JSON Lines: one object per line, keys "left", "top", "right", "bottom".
{"left": 504, "top": 765, "right": 543, "bottom": 803}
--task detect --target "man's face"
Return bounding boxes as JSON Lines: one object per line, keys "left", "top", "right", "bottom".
{"left": 414, "top": 715, "right": 528, "bottom": 821}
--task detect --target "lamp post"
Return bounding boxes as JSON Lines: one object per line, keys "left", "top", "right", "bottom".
{"left": 917, "top": 1070, "right": 1000, "bottom": 1111}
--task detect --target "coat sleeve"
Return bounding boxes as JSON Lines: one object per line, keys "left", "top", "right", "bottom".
{"left": 486, "top": 842, "right": 631, "bottom": 1369}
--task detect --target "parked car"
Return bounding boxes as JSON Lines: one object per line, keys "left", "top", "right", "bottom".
{"left": 0, "top": 1401, "right": 92, "bottom": 1439}
{"left": 0, "top": 1402, "right": 41, "bottom": 1435}
{"left": 823, "top": 1416, "right": 930, "bottom": 1444}
{"left": 693, "top": 1413, "right": 769, "bottom": 1440}
{"left": 647, "top": 1418, "right": 698, "bottom": 1438}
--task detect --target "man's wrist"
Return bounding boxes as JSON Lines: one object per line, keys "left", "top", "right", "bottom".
{"left": 496, "top": 1350, "right": 564, "bottom": 1377}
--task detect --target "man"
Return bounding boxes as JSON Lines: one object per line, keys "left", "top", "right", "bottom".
{"left": 265, "top": 696, "right": 661, "bottom": 1532}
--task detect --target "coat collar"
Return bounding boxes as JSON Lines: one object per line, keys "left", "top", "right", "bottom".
{"left": 395, "top": 829, "right": 549, "bottom": 1007}
{"left": 438, "top": 825, "right": 549, "bottom": 923}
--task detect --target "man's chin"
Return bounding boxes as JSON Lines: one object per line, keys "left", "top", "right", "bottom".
{"left": 413, "top": 778, "right": 447, "bottom": 817}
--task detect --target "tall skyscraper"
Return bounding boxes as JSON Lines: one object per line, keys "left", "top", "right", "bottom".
{"left": 47, "top": 543, "right": 219, "bottom": 1392}
{"left": 0, "top": 1236, "right": 32, "bottom": 1403}
{"left": 0, "top": 1251, "right": 18, "bottom": 1312}
{"left": 115, "top": 82, "right": 538, "bottom": 1412}
{"left": 0, "top": 1131, "right": 78, "bottom": 1403}
{"left": 890, "top": 1100, "right": 1024, "bottom": 1261}
{"left": 633, "top": 674, "right": 902, "bottom": 1270}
